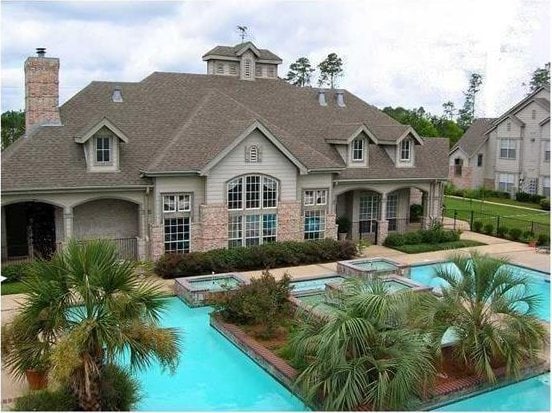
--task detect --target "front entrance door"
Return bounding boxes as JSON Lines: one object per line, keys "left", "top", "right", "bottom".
{"left": 359, "top": 193, "right": 380, "bottom": 241}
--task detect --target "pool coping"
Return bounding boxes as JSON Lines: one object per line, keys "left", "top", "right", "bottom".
{"left": 174, "top": 272, "right": 249, "bottom": 307}
{"left": 418, "top": 361, "right": 550, "bottom": 411}
{"left": 209, "top": 314, "right": 314, "bottom": 410}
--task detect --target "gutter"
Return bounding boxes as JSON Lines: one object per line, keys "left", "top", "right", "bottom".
{"left": 333, "top": 177, "right": 447, "bottom": 184}
{"left": 140, "top": 170, "right": 200, "bottom": 177}
{"left": 2, "top": 185, "right": 153, "bottom": 195}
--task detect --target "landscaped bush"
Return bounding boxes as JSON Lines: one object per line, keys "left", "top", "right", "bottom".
{"left": 537, "top": 233, "right": 550, "bottom": 246}
{"left": 508, "top": 228, "right": 522, "bottom": 241}
{"left": 12, "top": 364, "right": 139, "bottom": 411}
{"left": 384, "top": 226, "right": 460, "bottom": 248}
{"left": 515, "top": 192, "right": 545, "bottom": 204}
{"left": 540, "top": 198, "right": 550, "bottom": 211}
{"left": 496, "top": 226, "right": 509, "bottom": 238}
{"left": 521, "top": 231, "right": 535, "bottom": 242}
{"left": 409, "top": 204, "right": 423, "bottom": 223}
{"left": 155, "top": 239, "right": 358, "bottom": 279}
{"left": 0, "top": 263, "right": 33, "bottom": 283}
{"left": 483, "top": 223, "right": 494, "bottom": 235}
{"left": 472, "top": 220, "right": 483, "bottom": 232}
{"left": 210, "top": 270, "right": 291, "bottom": 338}
{"left": 445, "top": 184, "right": 511, "bottom": 200}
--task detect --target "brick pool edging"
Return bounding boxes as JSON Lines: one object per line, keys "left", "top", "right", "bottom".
{"left": 418, "top": 360, "right": 549, "bottom": 410}
{"left": 209, "top": 315, "right": 314, "bottom": 409}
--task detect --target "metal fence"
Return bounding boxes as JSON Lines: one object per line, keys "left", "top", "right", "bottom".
{"left": 1, "top": 238, "right": 138, "bottom": 266}
{"left": 443, "top": 208, "right": 550, "bottom": 238}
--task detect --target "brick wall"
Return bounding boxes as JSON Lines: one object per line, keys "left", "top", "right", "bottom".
{"left": 198, "top": 204, "right": 228, "bottom": 251}
{"left": 448, "top": 166, "right": 473, "bottom": 189}
{"left": 277, "top": 201, "right": 302, "bottom": 241}
{"left": 24, "top": 56, "right": 61, "bottom": 133}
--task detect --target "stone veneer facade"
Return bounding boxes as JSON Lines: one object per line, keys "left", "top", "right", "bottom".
{"left": 24, "top": 54, "right": 61, "bottom": 133}
{"left": 448, "top": 165, "right": 473, "bottom": 189}
{"left": 197, "top": 204, "right": 228, "bottom": 251}
{"left": 276, "top": 201, "right": 303, "bottom": 242}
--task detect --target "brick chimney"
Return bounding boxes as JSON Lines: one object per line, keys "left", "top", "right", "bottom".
{"left": 24, "top": 48, "right": 61, "bottom": 134}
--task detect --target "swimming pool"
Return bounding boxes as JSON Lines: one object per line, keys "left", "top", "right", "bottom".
{"left": 125, "top": 297, "right": 308, "bottom": 411}
{"left": 289, "top": 275, "right": 345, "bottom": 292}
{"left": 410, "top": 262, "right": 550, "bottom": 321}
{"left": 433, "top": 373, "right": 550, "bottom": 411}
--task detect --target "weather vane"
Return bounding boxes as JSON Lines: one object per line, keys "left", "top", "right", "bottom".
{"left": 236, "top": 25, "right": 248, "bottom": 42}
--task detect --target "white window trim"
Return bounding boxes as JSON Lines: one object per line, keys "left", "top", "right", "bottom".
{"left": 95, "top": 136, "right": 113, "bottom": 166}
{"left": 228, "top": 213, "right": 278, "bottom": 248}
{"left": 351, "top": 138, "right": 365, "bottom": 162}
{"left": 303, "top": 189, "right": 328, "bottom": 207}
{"left": 227, "top": 175, "right": 279, "bottom": 211}
{"left": 400, "top": 139, "right": 411, "bottom": 161}
{"left": 499, "top": 138, "right": 516, "bottom": 160}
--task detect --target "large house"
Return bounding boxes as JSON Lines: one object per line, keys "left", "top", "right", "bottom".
{"left": 1, "top": 43, "right": 448, "bottom": 262}
{"left": 448, "top": 87, "right": 550, "bottom": 196}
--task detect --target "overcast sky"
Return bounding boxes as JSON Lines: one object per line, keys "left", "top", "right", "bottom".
{"left": 1, "top": 0, "right": 549, "bottom": 117}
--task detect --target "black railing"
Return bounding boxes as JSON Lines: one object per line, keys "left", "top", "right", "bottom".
{"left": 443, "top": 208, "right": 550, "bottom": 237}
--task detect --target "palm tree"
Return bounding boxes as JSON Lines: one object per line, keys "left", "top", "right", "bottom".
{"left": 430, "top": 252, "right": 548, "bottom": 383}
{"left": 289, "top": 278, "right": 436, "bottom": 411}
{"left": 6, "top": 239, "right": 180, "bottom": 411}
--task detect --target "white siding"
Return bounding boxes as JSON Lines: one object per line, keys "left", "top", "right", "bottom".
{"left": 206, "top": 129, "right": 298, "bottom": 203}
{"left": 154, "top": 176, "right": 205, "bottom": 224}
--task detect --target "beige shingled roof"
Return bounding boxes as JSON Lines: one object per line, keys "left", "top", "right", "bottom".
{"left": 202, "top": 42, "right": 282, "bottom": 62}
{"left": 2, "top": 72, "right": 449, "bottom": 191}
{"left": 450, "top": 118, "right": 495, "bottom": 158}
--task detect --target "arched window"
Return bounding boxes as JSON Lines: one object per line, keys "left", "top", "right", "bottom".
{"left": 227, "top": 175, "right": 279, "bottom": 248}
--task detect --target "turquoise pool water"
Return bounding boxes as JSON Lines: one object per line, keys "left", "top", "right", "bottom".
{"left": 188, "top": 277, "right": 240, "bottom": 291}
{"left": 126, "top": 297, "right": 308, "bottom": 411}
{"left": 290, "top": 275, "right": 345, "bottom": 292}
{"left": 434, "top": 373, "right": 550, "bottom": 411}
{"left": 410, "top": 262, "right": 550, "bottom": 321}
{"left": 350, "top": 259, "right": 397, "bottom": 271}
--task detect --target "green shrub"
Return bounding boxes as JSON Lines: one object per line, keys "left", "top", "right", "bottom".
{"left": 444, "top": 183, "right": 456, "bottom": 195}
{"left": 496, "top": 226, "right": 509, "bottom": 238}
{"left": 540, "top": 198, "right": 550, "bottom": 211}
{"left": 521, "top": 231, "right": 535, "bottom": 242}
{"left": 0, "top": 263, "right": 33, "bottom": 283}
{"left": 210, "top": 271, "right": 291, "bottom": 338}
{"left": 13, "top": 388, "right": 77, "bottom": 411}
{"left": 100, "top": 364, "right": 141, "bottom": 411}
{"left": 537, "top": 233, "right": 550, "bottom": 246}
{"left": 384, "top": 233, "right": 406, "bottom": 247}
{"left": 404, "top": 231, "right": 423, "bottom": 245}
{"left": 409, "top": 204, "right": 423, "bottom": 223}
{"left": 516, "top": 192, "right": 545, "bottom": 204}
{"left": 483, "top": 223, "right": 494, "bottom": 235}
{"left": 508, "top": 228, "right": 522, "bottom": 241}
{"left": 154, "top": 240, "right": 357, "bottom": 278}
{"left": 472, "top": 220, "right": 483, "bottom": 232}
{"left": 336, "top": 216, "right": 351, "bottom": 233}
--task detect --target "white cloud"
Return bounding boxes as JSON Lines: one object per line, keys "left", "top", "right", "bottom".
{"left": 1, "top": 0, "right": 549, "bottom": 117}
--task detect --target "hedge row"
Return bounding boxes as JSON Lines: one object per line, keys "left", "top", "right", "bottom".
{"left": 154, "top": 239, "right": 358, "bottom": 279}
{"left": 472, "top": 221, "right": 550, "bottom": 245}
{"left": 445, "top": 184, "right": 510, "bottom": 200}
{"left": 515, "top": 192, "right": 546, "bottom": 204}
{"left": 384, "top": 227, "right": 461, "bottom": 248}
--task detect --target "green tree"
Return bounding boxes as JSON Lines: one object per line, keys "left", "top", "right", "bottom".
{"left": 317, "top": 53, "right": 343, "bottom": 88}
{"left": 383, "top": 106, "right": 439, "bottom": 137}
{"left": 525, "top": 62, "right": 550, "bottom": 93}
{"left": 442, "top": 101, "right": 456, "bottom": 120}
{"left": 432, "top": 116, "right": 464, "bottom": 147}
{"left": 289, "top": 278, "right": 436, "bottom": 410}
{"left": 3, "top": 240, "right": 180, "bottom": 411}
{"left": 1, "top": 110, "right": 25, "bottom": 150}
{"left": 286, "top": 57, "right": 315, "bottom": 87}
{"left": 457, "top": 73, "right": 483, "bottom": 130}
{"left": 429, "top": 252, "right": 548, "bottom": 383}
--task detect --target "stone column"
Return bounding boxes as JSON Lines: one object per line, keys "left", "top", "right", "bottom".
{"left": 325, "top": 212, "right": 337, "bottom": 240}
{"left": 150, "top": 224, "right": 164, "bottom": 261}
{"left": 376, "top": 194, "right": 388, "bottom": 245}
{"left": 63, "top": 207, "right": 73, "bottom": 242}
{"left": 421, "top": 192, "right": 429, "bottom": 229}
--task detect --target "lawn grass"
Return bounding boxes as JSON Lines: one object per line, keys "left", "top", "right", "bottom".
{"left": 390, "top": 240, "right": 486, "bottom": 254}
{"left": 444, "top": 196, "right": 550, "bottom": 235}
{"left": 1, "top": 281, "right": 29, "bottom": 295}
{"left": 482, "top": 197, "right": 544, "bottom": 210}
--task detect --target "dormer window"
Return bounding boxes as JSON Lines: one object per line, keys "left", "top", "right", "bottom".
{"left": 95, "top": 136, "right": 112, "bottom": 164}
{"left": 400, "top": 139, "right": 411, "bottom": 161}
{"left": 352, "top": 138, "right": 364, "bottom": 161}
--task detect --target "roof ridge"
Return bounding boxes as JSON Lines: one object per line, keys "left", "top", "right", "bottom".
{"left": 147, "top": 90, "right": 218, "bottom": 170}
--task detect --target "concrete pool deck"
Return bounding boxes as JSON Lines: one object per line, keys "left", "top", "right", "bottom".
{"left": 1, "top": 230, "right": 549, "bottom": 404}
